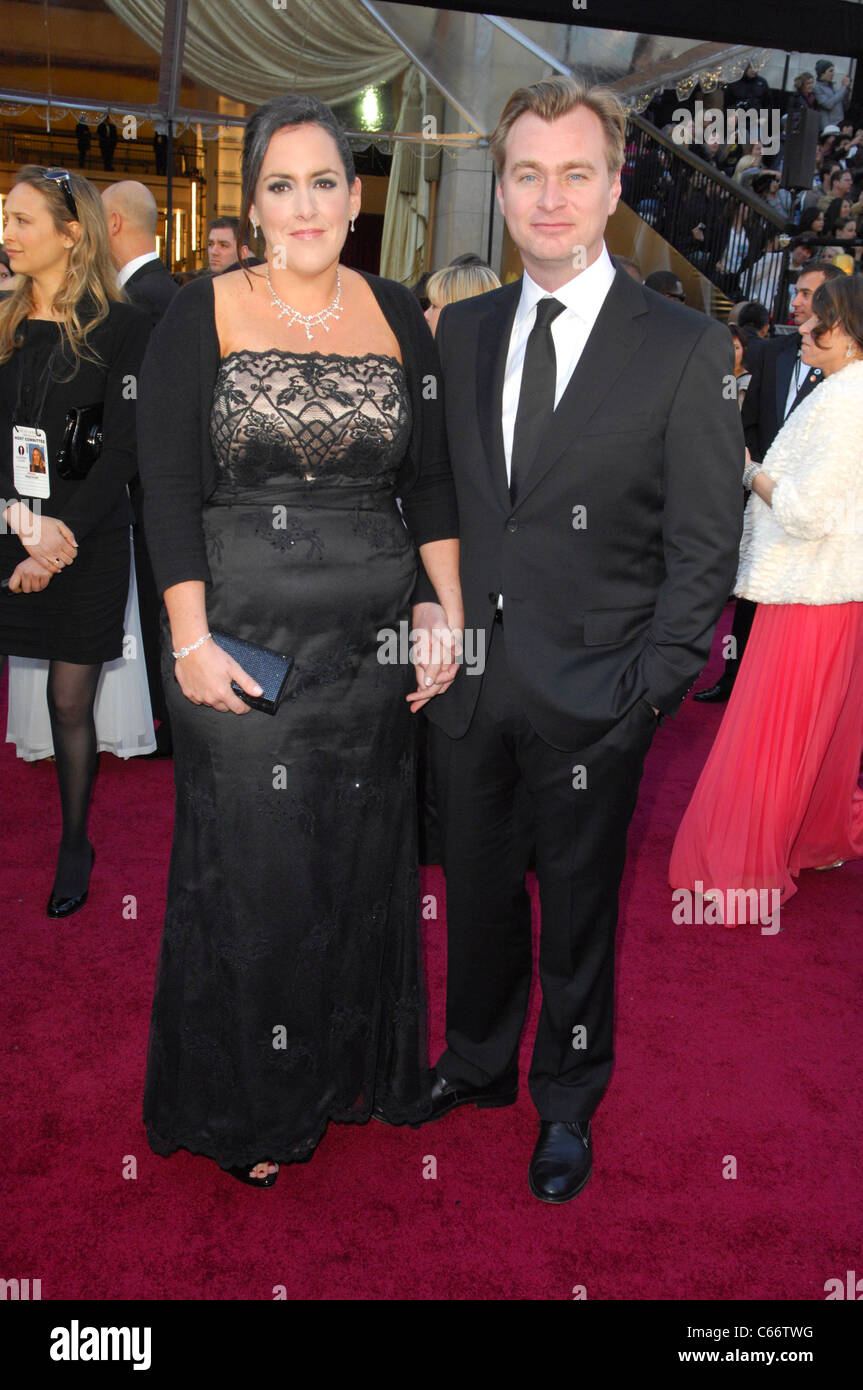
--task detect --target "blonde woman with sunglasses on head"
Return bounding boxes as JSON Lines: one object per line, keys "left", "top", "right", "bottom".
{"left": 0, "top": 166, "right": 151, "bottom": 917}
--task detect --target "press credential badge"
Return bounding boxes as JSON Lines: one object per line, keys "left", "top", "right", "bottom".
{"left": 12, "top": 424, "right": 51, "bottom": 499}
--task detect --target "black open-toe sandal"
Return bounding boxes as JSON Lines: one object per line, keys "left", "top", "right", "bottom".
{"left": 226, "top": 1162, "right": 279, "bottom": 1188}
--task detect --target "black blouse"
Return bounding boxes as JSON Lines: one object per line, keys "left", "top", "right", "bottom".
{"left": 0, "top": 298, "right": 152, "bottom": 564}
{"left": 137, "top": 269, "right": 458, "bottom": 596}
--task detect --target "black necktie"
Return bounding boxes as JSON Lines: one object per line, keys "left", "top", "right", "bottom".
{"left": 510, "top": 297, "right": 565, "bottom": 505}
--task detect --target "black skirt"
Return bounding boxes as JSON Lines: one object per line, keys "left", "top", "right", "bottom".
{"left": 0, "top": 524, "right": 129, "bottom": 663}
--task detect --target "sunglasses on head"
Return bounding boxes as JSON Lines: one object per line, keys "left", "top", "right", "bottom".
{"left": 42, "top": 168, "right": 79, "bottom": 221}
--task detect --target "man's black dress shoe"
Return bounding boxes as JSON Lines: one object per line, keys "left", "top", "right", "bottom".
{"left": 528, "top": 1120, "right": 592, "bottom": 1203}
{"left": 47, "top": 847, "right": 95, "bottom": 919}
{"left": 424, "top": 1071, "right": 518, "bottom": 1123}
{"left": 692, "top": 682, "right": 733, "bottom": 703}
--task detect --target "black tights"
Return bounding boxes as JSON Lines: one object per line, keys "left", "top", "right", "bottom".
{"left": 47, "top": 660, "right": 102, "bottom": 896}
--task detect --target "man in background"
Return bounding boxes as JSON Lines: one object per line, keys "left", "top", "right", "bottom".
{"left": 102, "top": 180, "right": 178, "bottom": 757}
{"left": 102, "top": 181, "right": 177, "bottom": 325}
{"left": 206, "top": 216, "right": 263, "bottom": 273}
{"left": 644, "top": 269, "right": 685, "bottom": 301}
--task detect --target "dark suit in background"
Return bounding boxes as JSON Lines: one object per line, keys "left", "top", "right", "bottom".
{"left": 123, "top": 257, "right": 179, "bottom": 747}
{"left": 124, "top": 256, "right": 179, "bottom": 327}
{"left": 711, "top": 332, "right": 823, "bottom": 693}
{"left": 427, "top": 268, "right": 743, "bottom": 1125}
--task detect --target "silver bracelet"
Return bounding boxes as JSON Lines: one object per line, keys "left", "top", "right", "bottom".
{"left": 172, "top": 632, "right": 212, "bottom": 660}
{"left": 742, "top": 460, "right": 762, "bottom": 490}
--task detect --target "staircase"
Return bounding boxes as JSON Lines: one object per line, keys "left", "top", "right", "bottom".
{"left": 616, "top": 114, "right": 791, "bottom": 320}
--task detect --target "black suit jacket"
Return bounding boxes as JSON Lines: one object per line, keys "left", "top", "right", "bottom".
{"left": 741, "top": 332, "right": 822, "bottom": 460}
{"left": 427, "top": 270, "right": 744, "bottom": 750}
{"left": 124, "top": 257, "right": 178, "bottom": 326}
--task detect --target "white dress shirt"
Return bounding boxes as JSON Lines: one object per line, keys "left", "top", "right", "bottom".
{"left": 783, "top": 348, "right": 816, "bottom": 420}
{"left": 501, "top": 244, "right": 617, "bottom": 484}
{"left": 117, "top": 250, "right": 160, "bottom": 288}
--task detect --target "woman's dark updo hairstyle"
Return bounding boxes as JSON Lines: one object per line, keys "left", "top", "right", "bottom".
{"left": 238, "top": 94, "right": 356, "bottom": 266}
{"left": 811, "top": 272, "right": 863, "bottom": 353}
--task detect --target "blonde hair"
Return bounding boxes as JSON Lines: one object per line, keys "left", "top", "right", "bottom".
{"left": 0, "top": 166, "right": 123, "bottom": 372}
{"left": 427, "top": 262, "right": 501, "bottom": 307}
{"left": 489, "top": 77, "right": 626, "bottom": 178}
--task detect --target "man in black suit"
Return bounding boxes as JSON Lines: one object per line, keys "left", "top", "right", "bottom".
{"left": 413, "top": 78, "right": 743, "bottom": 1202}
{"left": 694, "top": 260, "right": 844, "bottom": 702}
{"left": 102, "top": 182, "right": 178, "bottom": 325}
{"left": 102, "top": 181, "right": 179, "bottom": 756}
{"left": 97, "top": 116, "right": 118, "bottom": 172}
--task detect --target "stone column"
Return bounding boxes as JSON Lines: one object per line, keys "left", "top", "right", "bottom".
{"left": 430, "top": 111, "right": 502, "bottom": 271}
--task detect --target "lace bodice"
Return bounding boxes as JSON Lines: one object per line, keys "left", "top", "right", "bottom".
{"left": 209, "top": 350, "right": 411, "bottom": 493}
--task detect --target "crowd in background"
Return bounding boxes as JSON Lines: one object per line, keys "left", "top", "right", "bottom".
{"left": 626, "top": 59, "right": 862, "bottom": 318}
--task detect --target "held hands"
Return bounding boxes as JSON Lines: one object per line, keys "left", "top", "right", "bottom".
{"left": 6, "top": 557, "right": 54, "bottom": 593}
{"left": 407, "top": 601, "right": 463, "bottom": 712}
{"left": 173, "top": 636, "right": 263, "bottom": 715}
{"left": 20, "top": 511, "right": 78, "bottom": 575}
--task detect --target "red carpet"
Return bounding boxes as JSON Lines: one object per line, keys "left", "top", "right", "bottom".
{"left": 2, "top": 607, "right": 862, "bottom": 1301}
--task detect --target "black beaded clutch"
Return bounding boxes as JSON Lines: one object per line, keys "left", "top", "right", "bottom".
{"left": 210, "top": 630, "right": 293, "bottom": 715}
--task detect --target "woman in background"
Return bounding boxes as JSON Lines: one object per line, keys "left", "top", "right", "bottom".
{"left": 728, "top": 324, "right": 753, "bottom": 407}
{"left": 0, "top": 166, "right": 150, "bottom": 916}
{"left": 823, "top": 196, "right": 853, "bottom": 238}
{"left": 424, "top": 261, "right": 501, "bottom": 336}
{"left": 6, "top": 545, "right": 154, "bottom": 761}
{"left": 798, "top": 207, "right": 825, "bottom": 236}
{"left": 670, "top": 274, "right": 863, "bottom": 917}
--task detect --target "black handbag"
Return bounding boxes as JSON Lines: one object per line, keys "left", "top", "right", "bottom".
{"left": 55, "top": 403, "right": 103, "bottom": 480}
{"left": 210, "top": 630, "right": 293, "bottom": 715}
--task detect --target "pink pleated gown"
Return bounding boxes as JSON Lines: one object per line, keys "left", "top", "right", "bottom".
{"left": 670, "top": 601, "right": 863, "bottom": 918}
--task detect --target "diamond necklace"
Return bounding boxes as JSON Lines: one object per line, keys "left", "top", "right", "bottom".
{"left": 266, "top": 266, "right": 342, "bottom": 341}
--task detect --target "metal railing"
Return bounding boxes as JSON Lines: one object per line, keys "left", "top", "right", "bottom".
{"left": 622, "top": 113, "right": 793, "bottom": 319}
{"left": 0, "top": 126, "right": 204, "bottom": 181}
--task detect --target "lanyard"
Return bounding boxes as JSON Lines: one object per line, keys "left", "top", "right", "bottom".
{"left": 12, "top": 332, "right": 66, "bottom": 432}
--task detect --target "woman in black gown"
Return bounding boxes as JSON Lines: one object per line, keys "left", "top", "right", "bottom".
{"left": 138, "top": 95, "right": 462, "bottom": 1187}
{"left": 0, "top": 167, "right": 150, "bottom": 916}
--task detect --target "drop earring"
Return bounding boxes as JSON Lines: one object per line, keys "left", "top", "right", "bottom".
{"left": 350, "top": 216, "right": 356, "bottom": 234}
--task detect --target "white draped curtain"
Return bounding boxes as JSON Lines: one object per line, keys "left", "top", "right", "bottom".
{"left": 104, "top": 0, "right": 408, "bottom": 107}
{"left": 379, "top": 66, "right": 430, "bottom": 285}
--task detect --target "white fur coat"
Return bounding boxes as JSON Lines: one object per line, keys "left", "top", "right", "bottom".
{"left": 735, "top": 357, "right": 863, "bottom": 604}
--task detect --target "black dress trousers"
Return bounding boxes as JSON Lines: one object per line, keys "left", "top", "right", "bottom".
{"left": 430, "top": 618, "right": 657, "bottom": 1121}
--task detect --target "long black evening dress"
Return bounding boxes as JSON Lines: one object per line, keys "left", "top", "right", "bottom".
{"left": 143, "top": 348, "right": 430, "bottom": 1169}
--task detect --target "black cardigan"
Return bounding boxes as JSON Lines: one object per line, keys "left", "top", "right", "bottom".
{"left": 0, "top": 298, "right": 151, "bottom": 554}
{"left": 137, "top": 270, "right": 458, "bottom": 596}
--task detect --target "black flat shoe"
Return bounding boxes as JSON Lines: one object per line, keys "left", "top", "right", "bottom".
{"left": 419, "top": 1069, "right": 518, "bottom": 1125}
{"left": 47, "top": 846, "right": 95, "bottom": 919}
{"left": 692, "top": 682, "right": 733, "bottom": 704}
{"left": 528, "top": 1120, "right": 592, "bottom": 1204}
{"left": 226, "top": 1162, "right": 279, "bottom": 1188}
